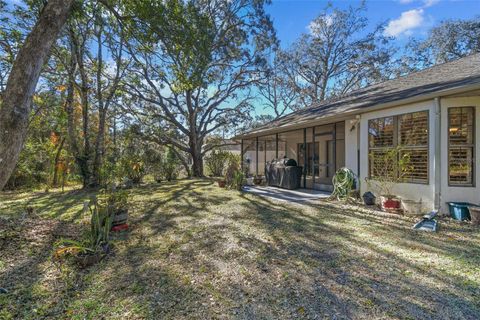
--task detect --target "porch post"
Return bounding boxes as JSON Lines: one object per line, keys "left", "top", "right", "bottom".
{"left": 240, "top": 139, "right": 244, "bottom": 173}
{"left": 312, "top": 126, "right": 315, "bottom": 186}
{"left": 333, "top": 122, "right": 337, "bottom": 174}
{"left": 303, "top": 128, "right": 307, "bottom": 188}
{"left": 256, "top": 136, "right": 259, "bottom": 176}
{"left": 434, "top": 98, "right": 442, "bottom": 210}
{"left": 275, "top": 133, "right": 279, "bottom": 159}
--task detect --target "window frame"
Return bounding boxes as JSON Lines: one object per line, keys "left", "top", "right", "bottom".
{"left": 368, "top": 110, "right": 430, "bottom": 185}
{"left": 447, "top": 106, "right": 476, "bottom": 187}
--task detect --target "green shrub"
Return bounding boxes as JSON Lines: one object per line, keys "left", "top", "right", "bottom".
{"left": 204, "top": 150, "right": 230, "bottom": 177}
{"left": 160, "top": 147, "right": 181, "bottom": 181}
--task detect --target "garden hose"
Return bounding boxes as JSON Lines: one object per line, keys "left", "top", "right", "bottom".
{"left": 330, "top": 167, "right": 356, "bottom": 201}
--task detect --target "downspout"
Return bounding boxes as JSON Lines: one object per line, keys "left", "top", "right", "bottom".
{"left": 434, "top": 97, "right": 442, "bottom": 211}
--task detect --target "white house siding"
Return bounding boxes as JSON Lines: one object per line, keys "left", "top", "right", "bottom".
{"left": 440, "top": 96, "right": 480, "bottom": 213}
{"left": 359, "top": 100, "right": 437, "bottom": 212}
{"left": 345, "top": 118, "right": 359, "bottom": 178}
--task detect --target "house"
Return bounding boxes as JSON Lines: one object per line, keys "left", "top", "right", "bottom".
{"left": 235, "top": 53, "right": 480, "bottom": 213}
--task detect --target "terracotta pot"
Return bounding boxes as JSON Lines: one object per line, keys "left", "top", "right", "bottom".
{"left": 468, "top": 206, "right": 480, "bottom": 225}
{"left": 217, "top": 180, "right": 226, "bottom": 188}
{"left": 381, "top": 196, "right": 401, "bottom": 210}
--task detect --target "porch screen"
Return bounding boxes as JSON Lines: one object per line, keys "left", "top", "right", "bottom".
{"left": 368, "top": 111, "right": 429, "bottom": 184}
{"left": 448, "top": 107, "right": 475, "bottom": 186}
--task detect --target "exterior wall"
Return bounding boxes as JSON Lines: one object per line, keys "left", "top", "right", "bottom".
{"left": 359, "top": 100, "right": 437, "bottom": 211}
{"left": 440, "top": 97, "right": 480, "bottom": 212}
{"left": 345, "top": 118, "right": 359, "bottom": 177}
{"left": 359, "top": 95, "right": 480, "bottom": 213}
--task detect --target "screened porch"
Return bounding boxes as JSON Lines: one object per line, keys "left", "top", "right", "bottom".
{"left": 240, "top": 121, "right": 346, "bottom": 191}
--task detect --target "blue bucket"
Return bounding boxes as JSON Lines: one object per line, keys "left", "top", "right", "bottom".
{"left": 447, "top": 202, "right": 474, "bottom": 221}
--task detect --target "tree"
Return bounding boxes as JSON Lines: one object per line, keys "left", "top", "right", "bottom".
{"left": 279, "top": 4, "right": 393, "bottom": 108}
{"left": 122, "top": 0, "right": 276, "bottom": 177}
{"left": 404, "top": 17, "right": 480, "bottom": 70}
{"left": 0, "top": 0, "right": 75, "bottom": 190}
{"left": 257, "top": 51, "right": 298, "bottom": 118}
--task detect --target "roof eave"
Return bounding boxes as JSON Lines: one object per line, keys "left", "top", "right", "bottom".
{"left": 233, "top": 82, "right": 480, "bottom": 140}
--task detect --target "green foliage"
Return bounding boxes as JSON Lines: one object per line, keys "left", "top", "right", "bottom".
{"left": 231, "top": 170, "right": 245, "bottom": 191}
{"left": 160, "top": 147, "right": 181, "bottom": 181}
{"left": 224, "top": 154, "right": 241, "bottom": 187}
{"left": 367, "top": 147, "right": 413, "bottom": 197}
{"left": 54, "top": 197, "right": 113, "bottom": 260}
{"left": 331, "top": 167, "right": 356, "bottom": 201}
{"left": 98, "top": 189, "right": 129, "bottom": 212}
{"left": 89, "top": 198, "right": 113, "bottom": 249}
{"left": 204, "top": 150, "right": 230, "bottom": 177}
{"left": 120, "top": 156, "right": 145, "bottom": 184}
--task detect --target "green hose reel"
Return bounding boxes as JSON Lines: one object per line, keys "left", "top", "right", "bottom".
{"left": 330, "top": 167, "right": 357, "bottom": 201}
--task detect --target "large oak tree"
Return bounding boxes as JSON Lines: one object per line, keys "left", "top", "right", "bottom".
{"left": 123, "top": 0, "right": 275, "bottom": 177}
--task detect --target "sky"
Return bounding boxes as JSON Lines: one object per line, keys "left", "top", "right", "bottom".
{"left": 267, "top": 0, "right": 480, "bottom": 48}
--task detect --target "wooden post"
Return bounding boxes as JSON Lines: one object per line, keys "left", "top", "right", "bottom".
{"left": 333, "top": 123, "right": 337, "bottom": 175}
{"left": 241, "top": 139, "right": 244, "bottom": 173}
{"left": 275, "top": 133, "right": 279, "bottom": 159}
{"left": 256, "top": 137, "right": 259, "bottom": 176}
{"left": 303, "top": 128, "right": 307, "bottom": 188}
{"left": 312, "top": 126, "right": 315, "bottom": 186}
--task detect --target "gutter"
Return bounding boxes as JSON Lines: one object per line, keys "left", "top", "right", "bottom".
{"left": 434, "top": 97, "right": 442, "bottom": 210}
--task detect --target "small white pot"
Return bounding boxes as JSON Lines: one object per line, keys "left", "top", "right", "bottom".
{"left": 246, "top": 177, "right": 254, "bottom": 186}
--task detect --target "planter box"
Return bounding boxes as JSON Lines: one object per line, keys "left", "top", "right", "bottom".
{"left": 402, "top": 199, "right": 423, "bottom": 215}
{"left": 380, "top": 196, "right": 401, "bottom": 211}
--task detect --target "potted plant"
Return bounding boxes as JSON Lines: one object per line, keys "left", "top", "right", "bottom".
{"left": 104, "top": 190, "right": 129, "bottom": 226}
{"left": 54, "top": 198, "right": 113, "bottom": 268}
{"left": 231, "top": 170, "right": 245, "bottom": 191}
{"left": 253, "top": 175, "right": 263, "bottom": 185}
{"left": 217, "top": 179, "right": 226, "bottom": 188}
{"left": 367, "top": 147, "right": 413, "bottom": 212}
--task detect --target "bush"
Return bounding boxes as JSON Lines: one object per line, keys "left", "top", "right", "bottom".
{"left": 224, "top": 154, "right": 241, "bottom": 187}
{"left": 204, "top": 150, "right": 230, "bottom": 177}
{"left": 160, "top": 147, "right": 181, "bottom": 181}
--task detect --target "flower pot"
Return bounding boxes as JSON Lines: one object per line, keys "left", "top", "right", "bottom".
{"left": 362, "top": 192, "right": 376, "bottom": 206}
{"left": 217, "top": 180, "right": 226, "bottom": 188}
{"left": 468, "top": 206, "right": 480, "bottom": 225}
{"left": 246, "top": 177, "right": 254, "bottom": 186}
{"left": 402, "top": 199, "right": 423, "bottom": 215}
{"left": 380, "top": 195, "right": 401, "bottom": 211}
{"left": 253, "top": 177, "right": 263, "bottom": 185}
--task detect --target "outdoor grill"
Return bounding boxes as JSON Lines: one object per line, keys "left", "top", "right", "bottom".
{"left": 265, "top": 158, "right": 303, "bottom": 190}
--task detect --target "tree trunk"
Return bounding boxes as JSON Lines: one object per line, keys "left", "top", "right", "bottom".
{"left": 52, "top": 137, "right": 66, "bottom": 187}
{"left": 190, "top": 140, "right": 204, "bottom": 177}
{"left": 0, "top": 0, "right": 75, "bottom": 190}
{"left": 91, "top": 108, "right": 106, "bottom": 187}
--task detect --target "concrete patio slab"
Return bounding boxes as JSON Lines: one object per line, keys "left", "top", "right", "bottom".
{"left": 243, "top": 185, "right": 330, "bottom": 203}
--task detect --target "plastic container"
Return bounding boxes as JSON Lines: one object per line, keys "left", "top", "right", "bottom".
{"left": 447, "top": 202, "right": 473, "bottom": 221}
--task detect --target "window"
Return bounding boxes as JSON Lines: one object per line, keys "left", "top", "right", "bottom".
{"left": 448, "top": 107, "right": 475, "bottom": 186}
{"left": 368, "top": 111, "right": 429, "bottom": 184}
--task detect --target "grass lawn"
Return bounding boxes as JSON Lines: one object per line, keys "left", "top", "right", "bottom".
{"left": 1, "top": 179, "right": 479, "bottom": 319}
